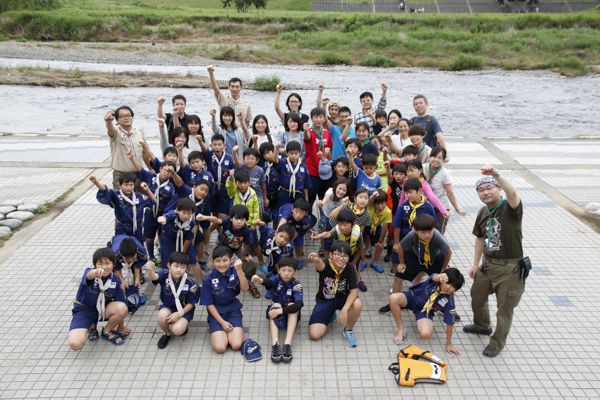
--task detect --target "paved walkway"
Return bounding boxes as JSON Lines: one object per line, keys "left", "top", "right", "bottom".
{"left": 0, "top": 137, "right": 599, "bottom": 400}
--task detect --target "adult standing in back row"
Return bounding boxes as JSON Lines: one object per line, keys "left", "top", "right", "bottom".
{"left": 207, "top": 65, "right": 253, "bottom": 127}
{"left": 464, "top": 165, "right": 525, "bottom": 358}
{"left": 354, "top": 83, "right": 388, "bottom": 136}
{"left": 104, "top": 106, "right": 146, "bottom": 191}
{"left": 410, "top": 95, "right": 447, "bottom": 150}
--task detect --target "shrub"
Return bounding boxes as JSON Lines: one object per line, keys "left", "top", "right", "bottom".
{"left": 253, "top": 74, "right": 280, "bottom": 91}
{"left": 318, "top": 52, "right": 348, "bottom": 65}
{"left": 0, "top": 0, "right": 60, "bottom": 13}
{"left": 360, "top": 54, "right": 396, "bottom": 68}
{"left": 442, "top": 54, "right": 483, "bottom": 71}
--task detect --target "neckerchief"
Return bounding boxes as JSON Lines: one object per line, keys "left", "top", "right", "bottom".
{"left": 427, "top": 164, "right": 442, "bottom": 184}
{"left": 419, "top": 239, "right": 431, "bottom": 268}
{"left": 421, "top": 284, "right": 447, "bottom": 317}
{"left": 191, "top": 190, "right": 204, "bottom": 208}
{"left": 361, "top": 138, "right": 371, "bottom": 147}
{"left": 237, "top": 189, "right": 252, "bottom": 205}
{"left": 119, "top": 190, "right": 137, "bottom": 234}
{"left": 486, "top": 197, "right": 506, "bottom": 250}
{"left": 409, "top": 195, "right": 426, "bottom": 228}
{"left": 418, "top": 143, "right": 426, "bottom": 154}
{"left": 264, "top": 244, "right": 280, "bottom": 267}
{"left": 264, "top": 161, "right": 273, "bottom": 179}
{"left": 175, "top": 216, "right": 192, "bottom": 252}
{"left": 329, "top": 260, "right": 346, "bottom": 297}
{"left": 96, "top": 273, "right": 113, "bottom": 322}
{"left": 121, "top": 259, "right": 134, "bottom": 286}
{"left": 168, "top": 271, "right": 188, "bottom": 316}
{"left": 350, "top": 203, "right": 365, "bottom": 217}
{"left": 311, "top": 125, "right": 325, "bottom": 153}
{"left": 287, "top": 159, "right": 301, "bottom": 194}
{"left": 213, "top": 152, "right": 226, "bottom": 188}
{"left": 371, "top": 209, "right": 385, "bottom": 235}
{"left": 153, "top": 176, "right": 169, "bottom": 217}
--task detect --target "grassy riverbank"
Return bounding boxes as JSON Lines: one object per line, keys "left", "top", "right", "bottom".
{"left": 0, "top": 0, "right": 599, "bottom": 75}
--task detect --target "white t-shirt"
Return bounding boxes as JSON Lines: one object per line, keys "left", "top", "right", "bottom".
{"left": 322, "top": 188, "right": 344, "bottom": 217}
{"left": 255, "top": 134, "right": 271, "bottom": 149}
{"left": 427, "top": 165, "right": 452, "bottom": 210}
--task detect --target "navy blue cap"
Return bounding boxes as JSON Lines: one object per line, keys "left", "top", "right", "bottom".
{"left": 241, "top": 339, "right": 262, "bottom": 362}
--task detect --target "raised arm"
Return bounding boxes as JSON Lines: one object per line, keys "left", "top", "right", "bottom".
{"left": 316, "top": 84, "right": 324, "bottom": 108}
{"left": 329, "top": 197, "right": 349, "bottom": 219}
{"left": 303, "top": 122, "right": 311, "bottom": 142}
{"left": 104, "top": 112, "right": 117, "bottom": 138}
{"left": 482, "top": 164, "right": 520, "bottom": 210}
{"left": 89, "top": 175, "right": 107, "bottom": 191}
{"left": 274, "top": 83, "right": 285, "bottom": 124}
{"left": 238, "top": 111, "right": 251, "bottom": 142}
{"left": 381, "top": 131, "right": 400, "bottom": 156}
{"left": 308, "top": 252, "right": 325, "bottom": 272}
{"left": 348, "top": 150, "right": 359, "bottom": 175}
{"left": 158, "top": 118, "right": 169, "bottom": 153}
{"left": 167, "top": 165, "right": 183, "bottom": 188}
{"left": 340, "top": 116, "right": 353, "bottom": 143}
{"left": 157, "top": 97, "right": 167, "bottom": 120}
{"left": 231, "top": 145, "right": 243, "bottom": 169}
{"left": 142, "top": 182, "right": 157, "bottom": 204}
{"left": 126, "top": 149, "right": 143, "bottom": 173}
{"left": 207, "top": 65, "right": 221, "bottom": 101}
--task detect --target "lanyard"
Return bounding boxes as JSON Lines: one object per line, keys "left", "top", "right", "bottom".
{"left": 486, "top": 198, "right": 506, "bottom": 250}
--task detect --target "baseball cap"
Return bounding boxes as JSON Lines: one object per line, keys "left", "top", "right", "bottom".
{"left": 241, "top": 339, "right": 262, "bottom": 362}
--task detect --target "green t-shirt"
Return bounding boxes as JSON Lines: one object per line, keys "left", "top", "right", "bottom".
{"left": 473, "top": 200, "right": 523, "bottom": 260}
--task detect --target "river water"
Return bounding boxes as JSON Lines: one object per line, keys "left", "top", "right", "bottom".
{"left": 1, "top": 57, "right": 599, "bottom": 138}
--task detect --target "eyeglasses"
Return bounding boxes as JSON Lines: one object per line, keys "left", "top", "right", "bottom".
{"left": 118, "top": 114, "right": 132, "bottom": 119}
{"left": 332, "top": 252, "right": 349, "bottom": 260}
{"left": 477, "top": 185, "right": 497, "bottom": 194}
{"left": 288, "top": 100, "right": 300, "bottom": 104}
{"left": 361, "top": 98, "right": 372, "bottom": 103}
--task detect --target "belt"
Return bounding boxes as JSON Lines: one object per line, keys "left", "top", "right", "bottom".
{"left": 280, "top": 186, "right": 301, "bottom": 194}
{"left": 74, "top": 300, "right": 89, "bottom": 307}
{"left": 485, "top": 257, "right": 521, "bottom": 266}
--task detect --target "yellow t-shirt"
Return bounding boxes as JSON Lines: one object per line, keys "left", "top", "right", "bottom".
{"left": 368, "top": 205, "right": 392, "bottom": 228}
{"left": 375, "top": 152, "right": 388, "bottom": 191}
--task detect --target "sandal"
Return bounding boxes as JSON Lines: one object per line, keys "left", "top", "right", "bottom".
{"left": 101, "top": 329, "right": 125, "bottom": 345}
{"left": 394, "top": 328, "right": 407, "bottom": 345}
{"left": 88, "top": 327, "right": 99, "bottom": 341}
{"left": 319, "top": 247, "right": 325, "bottom": 257}
{"left": 113, "top": 330, "right": 132, "bottom": 340}
{"left": 250, "top": 286, "right": 261, "bottom": 299}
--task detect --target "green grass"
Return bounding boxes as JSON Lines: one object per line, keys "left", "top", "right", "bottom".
{"left": 253, "top": 74, "right": 280, "bottom": 90}
{"left": 0, "top": 0, "right": 599, "bottom": 74}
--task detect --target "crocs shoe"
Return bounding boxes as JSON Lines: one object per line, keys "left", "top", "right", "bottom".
{"left": 370, "top": 263, "right": 384, "bottom": 273}
{"left": 358, "top": 281, "right": 367, "bottom": 292}
{"left": 342, "top": 329, "right": 358, "bottom": 347}
{"left": 296, "top": 260, "right": 303, "bottom": 270}
{"left": 359, "top": 263, "right": 367, "bottom": 271}
{"left": 140, "top": 293, "right": 147, "bottom": 305}
{"left": 258, "top": 265, "right": 269, "bottom": 274}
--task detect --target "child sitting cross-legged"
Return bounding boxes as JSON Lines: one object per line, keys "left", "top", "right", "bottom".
{"left": 389, "top": 268, "right": 464, "bottom": 355}
{"left": 68, "top": 248, "right": 129, "bottom": 350}
{"left": 201, "top": 246, "right": 250, "bottom": 353}
{"left": 146, "top": 252, "right": 200, "bottom": 349}
{"left": 251, "top": 257, "right": 304, "bottom": 363}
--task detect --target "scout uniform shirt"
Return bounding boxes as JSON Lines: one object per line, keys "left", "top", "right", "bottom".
{"left": 200, "top": 265, "right": 249, "bottom": 314}
{"left": 96, "top": 188, "right": 154, "bottom": 236}
{"left": 259, "top": 225, "right": 294, "bottom": 269}
{"left": 406, "top": 274, "right": 456, "bottom": 325}
{"left": 277, "top": 160, "right": 312, "bottom": 194}
{"left": 206, "top": 150, "right": 236, "bottom": 191}
{"left": 160, "top": 210, "right": 196, "bottom": 245}
{"left": 165, "top": 183, "right": 211, "bottom": 217}
{"left": 109, "top": 234, "right": 148, "bottom": 272}
{"left": 136, "top": 168, "right": 176, "bottom": 213}
{"left": 180, "top": 165, "right": 216, "bottom": 199}
{"left": 258, "top": 156, "right": 278, "bottom": 194}
{"left": 270, "top": 275, "right": 303, "bottom": 307}
{"left": 391, "top": 198, "right": 438, "bottom": 237}
{"left": 109, "top": 125, "right": 146, "bottom": 173}
{"left": 75, "top": 269, "right": 126, "bottom": 308}
{"left": 277, "top": 203, "right": 316, "bottom": 237}
{"left": 217, "top": 92, "right": 253, "bottom": 127}
{"left": 152, "top": 270, "right": 199, "bottom": 310}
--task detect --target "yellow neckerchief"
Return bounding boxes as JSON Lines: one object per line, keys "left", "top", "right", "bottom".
{"left": 350, "top": 203, "right": 365, "bottom": 217}
{"left": 421, "top": 284, "right": 448, "bottom": 317}
{"left": 408, "top": 195, "right": 426, "bottom": 228}
{"left": 329, "top": 260, "right": 346, "bottom": 296}
{"left": 419, "top": 239, "right": 431, "bottom": 268}
{"left": 371, "top": 208, "right": 385, "bottom": 235}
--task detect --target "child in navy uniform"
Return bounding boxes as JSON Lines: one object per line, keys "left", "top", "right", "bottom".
{"left": 91, "top": 173, "right": 156, "bottom": 243}
{"left": 109, "top": 234, "right": 147, "bottom": 290}
{"left": 179, "top": 151, "right": 215, "bottom": 196}
{"left": 389, "top": 268, "right": 463, "bottom": 355}
{"left": 277, "top": 198, "right": 316, "bottom": 269}
{"left": 201, "top": 246, "right": 250, "bottom": 353}
{"left": 68, "top": 248, "right": 129, "bottom": 350}
{"left": 251, "top": 257, "right": 304, "bottom": 363}
{"left": 307, "top": 241, "right": 362, "bottom": 347}
{"left": 277, "top": 141, "right": 312, "bottom": 205}
{"left": 157, "top": 198, "right": 200, "bottom": 276}
{"left": 204, "top": 134, "right": 237, "bottom": 221}
{"left": 257, "top": 142, "right": 280, "bottom": 221}
{"left": 146, "top": 252, "right": 200, "bottom": 349}
{"left": 253, "top": 221, "right": 296, "bottom": 275}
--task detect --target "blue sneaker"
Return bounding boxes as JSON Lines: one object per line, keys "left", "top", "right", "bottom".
{"left": 140, "top": 293, "right": 146, "bottom": 305}
{"left": 259, "top": 265, "right": 269, "bottom": 274}
{"left": 199, "top": 261, "right": 207, "bottom": 270}
{"left": 359, "top": 263, "right": 367, "bottom": 271}
{"left": 297, "top": 260, "right": 303, "bottom": 270}
{"left": 342, "top": 329, "right": 358, "bottom": 347}
{"left": 331, "top": 311, "right": 338, "bottom": 323}
{"left": 264, "top": 288, "right": 273, "bottom": 300}
{"left": 370, "top": 263, "right": 384, "bottom": 273}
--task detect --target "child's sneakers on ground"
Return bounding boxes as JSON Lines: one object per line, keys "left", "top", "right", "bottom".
{"left": 282, "top": 344, "right": 293, "bottom": 362}
{"left": 199, "top": 261, "right": 207, "bottom": 270}
{"left": 157, "top": 334, "right": 170, "bottom": 349}
{"left": 359, "top": 263, "right": 367, "bottom": 271}
{"left": 342, "top": 329, "right": 358, "bottom": 347}
{"left": 379, "top": 304, "right": 391, "bottom": 314}
{"left": 370, "top": 263, "right": 384, "bottom": 273}
{"left": 358, "top": 281, "right": 367, "bottom": 292}
{"left": 250, "top": 286, "right": 261, "bottom": 299}
{"left": 296, "top": 259, "right": 303, "bottom": 270}
{"left": 271, "top": 342, "right": 282, "bottom": 362}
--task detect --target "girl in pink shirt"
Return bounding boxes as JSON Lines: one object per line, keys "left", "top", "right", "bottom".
{"left": 399, "top": 159, "right": 451, "bottom": 219}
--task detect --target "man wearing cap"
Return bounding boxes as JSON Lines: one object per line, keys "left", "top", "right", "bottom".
{"left": 104, "top": 106, "right": 146, "bottom": 191}
{"left": 464, "top": 165, "right": 525, "bottom": 358}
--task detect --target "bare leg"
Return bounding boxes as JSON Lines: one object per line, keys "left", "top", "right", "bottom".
{"left": 296, "top": 245, "right": 303, "bottom": 262}
{"left": 269, "top": 319, "right": 280, "bottom": 346}
{"left": 255, "top": 243, "right": 265, "bottom": 265}
{"left": 190, "top": 262, "right": 202, "bottom": 282}
{"left": 390, "top": 292, "right": 408, "bottom": 343}
{"left": 203, "top": 227, "right": 211, "bottom": 252}
{"left": 157, "top": 308, "right": 172, "bottom": 336}
{"left": 416, "top": 318, "right": 434, "bottom": 340}
{"left": 284, "top": 312, "right": 299, "bottom": 345}
{"left": 210, "top": 331, "right": 229, "bottom": 353}
{"left": 413, "top": 271, "right": 426, "bottom": 285}
{"left": 345, "top": 298, "right": 362, "bottom": 330}
{"left": 228, "top": 327, "right": 245, "bottom": 351}
{"left": 309, "top": 323, "right": 328, "bottom": 340}
{"left": 172, "top": 318, "right": 189, "bottom": 336}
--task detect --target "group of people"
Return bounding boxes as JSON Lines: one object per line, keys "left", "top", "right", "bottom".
{"left": 67, "top": 65, "right": 527, "bottom": 363}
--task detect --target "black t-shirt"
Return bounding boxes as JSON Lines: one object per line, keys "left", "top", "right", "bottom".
{"left": 165, "top": 113, "right": 188, "bottom": 135}
{"left": 389, "top": 180, "right": 403, "bottom": 214}
{"left": 316, "top": 259, "right": 359, "bottom": 301}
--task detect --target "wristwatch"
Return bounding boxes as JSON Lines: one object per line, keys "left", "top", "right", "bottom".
{"left": 493, "top": 172, "right": 500, "bottom": 179}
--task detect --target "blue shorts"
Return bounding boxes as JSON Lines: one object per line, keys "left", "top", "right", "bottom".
{"left": 394, "top": 250, "right": 445, "bottom": 281}
{"left": 115, "top": 221, "right": 144, "bottom": 244}
{"left": 143, "top": 208, "right": 162, "bottom": 241}
{"left": 248, "top": 228, "right": 259, "bottom": 247}
{"left": 293, "top": 234, "right": 305, "bottom": 247}
{"left": 160, "top": 241, "right": 198, "bottom": 269}
{"left": 207, "top": 308, "right": 243, "bottom": 334}
{"left": 266, "top": 304, "right": 301, "bottom": 330}
{"left": 363, "top": 225, "right": 382, "bottom": 244}
{"left": 159, "top": 304, "right": 195, "bottom": 323}
{"left": 210, "top": 187, "right": 231, "bottom": 215}
{"left": 402, "top": 291, "right": 434, "bottom": 322}
{"left": 194, "top": 229, "right": 205, "bottom": 246}
{"left": 70, "top": 303, "right": 104, "bottom": 331}
{"left": 308, "top": 296, "right": 350, "bottom": 326}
